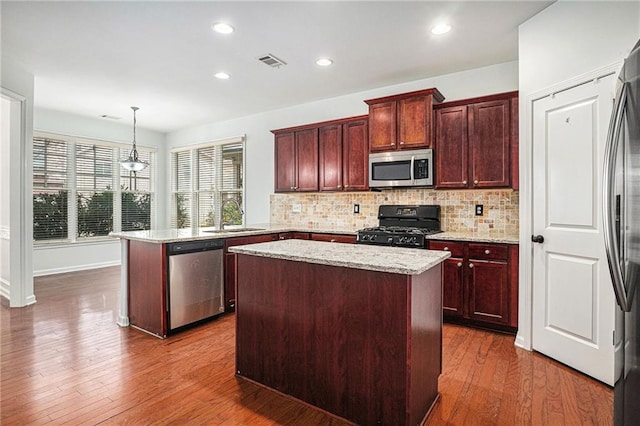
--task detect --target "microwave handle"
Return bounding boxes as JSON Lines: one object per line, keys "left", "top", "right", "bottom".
{"left": 410, "top": 156, "right": 415, "bottom": 182}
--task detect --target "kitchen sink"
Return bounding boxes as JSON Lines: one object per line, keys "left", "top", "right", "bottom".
{"left": 203, "top": 227, "right": 266, "bottom": 233}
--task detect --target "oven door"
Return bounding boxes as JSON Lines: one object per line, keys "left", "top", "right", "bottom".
{"left": 369, "top": 149, "right": 433, "bottom": 188}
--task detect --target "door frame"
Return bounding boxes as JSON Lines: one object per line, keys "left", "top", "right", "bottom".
{"left": 517, "top": 62, "right": 621, "bottom": 350}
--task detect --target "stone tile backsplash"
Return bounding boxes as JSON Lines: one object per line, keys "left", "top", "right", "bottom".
{"left": 270, "top": 189, "right": 519, "bottom": 236}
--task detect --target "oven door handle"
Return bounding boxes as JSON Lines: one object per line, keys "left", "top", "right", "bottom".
{"left": 410, "top": 155, "right": 415, "bottom": 183}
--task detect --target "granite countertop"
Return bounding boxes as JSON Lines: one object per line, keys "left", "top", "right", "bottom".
{"left": 426, "top": 231, "right": 519, "bottom": 244}
{"left": 110, "top": 224, "right": 519, "bottom": 245}
{"left": 229, "top": 239, "right": 451, "bottom": 275}
{"left": 109, "top": 223, "right": 358, "bottom": 243}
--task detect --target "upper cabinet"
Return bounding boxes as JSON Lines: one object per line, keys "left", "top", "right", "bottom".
{"left": 434, "top": 91, "right": 519, "bottom": 189}
{"left": 273, "top": 116, "right": 369, "bottom": 193}
{"left": 274, "top": 128, "right": 319, "bottom": 192}
{"left": 365, "top": 88, "right": 445, "bottom": 152}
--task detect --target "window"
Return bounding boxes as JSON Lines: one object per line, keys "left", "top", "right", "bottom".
{"left": 33, "top": 132, "right": 155, "bottom": 243}
{"left": 171, "top": 137, "right": 244, "bottom": 229}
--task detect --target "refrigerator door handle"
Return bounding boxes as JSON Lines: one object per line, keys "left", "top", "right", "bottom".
{"left": 603, "top": 81, "right": 632, "bottom": 312}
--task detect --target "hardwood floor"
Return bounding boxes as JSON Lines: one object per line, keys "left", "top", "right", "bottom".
{"left": 1, "top": 266, "right": 612, "bottom": 425}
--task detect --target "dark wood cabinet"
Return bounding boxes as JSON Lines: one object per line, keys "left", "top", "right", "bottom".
{"left": 224, "top": 233, "right": 279, "bottom": 311}
{"left": 277, "top": 232, "right": 310, "bottom": 240}
{"left": 274, "top": 116, "right": 368, "bottom": 193}
{"left": 310, "top": 233, "right": 356, "bottom": 244}
{"left": 365, "top": 88, "right": 444, "bottom": 152}
{"left": 428, "top": 240, "right": 518, "bottom": 331}
{"left": 274, "top": 128, "right": 318, "bottom": 192}
{"left": 341, "top": 118, "right": 369, "bottom": 191}
{"left": 434, "top": 91, "right": 518, "bottom": 189}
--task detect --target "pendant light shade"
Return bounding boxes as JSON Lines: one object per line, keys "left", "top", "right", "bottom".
{"left": 120, "top": 106, "right": 149, "bottom": 172}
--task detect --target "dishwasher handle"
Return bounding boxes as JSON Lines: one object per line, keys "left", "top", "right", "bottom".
{"left": 167, "top": 239, "right": 224, "bottom": 255}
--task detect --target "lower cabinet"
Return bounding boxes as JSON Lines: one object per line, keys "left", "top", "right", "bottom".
{"left": 427, "top": 240, "right": 518, "bottom": 331}
{"left": 224, "top": 234, "right": 279, "bottom": 311}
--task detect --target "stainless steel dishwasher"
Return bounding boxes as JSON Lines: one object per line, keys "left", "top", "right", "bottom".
{"left": 166, "top": 239, "right": 225, "bottom": 331}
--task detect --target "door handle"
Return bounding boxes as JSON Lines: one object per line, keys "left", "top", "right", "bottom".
{"left": 531, "top": 235, "right": 544, "bottom": 244}
{"left": 603, "top": 81, "right": 633, "bottom": 312}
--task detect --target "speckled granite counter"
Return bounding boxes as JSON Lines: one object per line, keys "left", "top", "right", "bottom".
{"left": 229, "top": 239, "right": 450, "bottom": 275}
{"left": 426, "top": 231, "right": 519, "bottom": 244}
{"left": 109, "top": 224, "right": 357, "bottom": 243}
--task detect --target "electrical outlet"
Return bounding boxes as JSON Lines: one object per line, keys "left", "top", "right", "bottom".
{"left": 292, "top": 203, "right": 302, "bottom": 213}
{"left": 353, "top": 204, "right": 360, "bottom": 214}
{"left": 475, "top": 204, "right": 484, "bottom": 216}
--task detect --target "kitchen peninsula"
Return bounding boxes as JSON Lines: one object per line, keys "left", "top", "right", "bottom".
{"left": 230, "top": 239, "right": 450, "bottom": 426}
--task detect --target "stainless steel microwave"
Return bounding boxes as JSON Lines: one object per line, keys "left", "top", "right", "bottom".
{"left": 369, "top": 148, "right": 433, "bottom": 188}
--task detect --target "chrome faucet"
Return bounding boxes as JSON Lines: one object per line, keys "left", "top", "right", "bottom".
{"left": 220, "top": 198, "right": 244, "bottom": 229}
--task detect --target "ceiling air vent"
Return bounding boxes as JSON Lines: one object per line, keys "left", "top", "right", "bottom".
{"left": 258, "top": 53, "right": 287, "bottom": 68}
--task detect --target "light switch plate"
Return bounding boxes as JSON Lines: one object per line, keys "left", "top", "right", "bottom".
{"left": 292, "top": 203, "right": 302, "bottom": 213}
{"left": 354, "top": 204, "right": 360, "bottom": 214}
{"left": 475, "top": 204, "right": 484, "bottom": 216}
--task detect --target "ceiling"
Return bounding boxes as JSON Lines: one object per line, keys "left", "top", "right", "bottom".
{"left": 1, "top": 1, "right": 552, "bottom": 133}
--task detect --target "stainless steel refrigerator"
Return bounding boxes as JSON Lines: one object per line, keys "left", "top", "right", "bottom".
{"left": 603, "top": 38, "right": 640, "bottom": 426}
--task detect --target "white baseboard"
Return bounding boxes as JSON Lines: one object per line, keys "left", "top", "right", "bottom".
{"left": 33, "top": 260, "right": 121, "bottom": 277}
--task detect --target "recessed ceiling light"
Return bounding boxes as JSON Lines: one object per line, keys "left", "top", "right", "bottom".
{"left": 316, "top": 58, "right": 333, "bottom": 67}
{"left": 214, "top": 72, "right": 230, "bottom": 80}
{"left": 431, "top": 23, "right": 451, "bottom": 35}
{"left": 212, "top": 22, "right": 234, "bottom": 34}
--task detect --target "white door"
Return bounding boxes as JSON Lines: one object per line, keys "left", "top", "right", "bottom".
{"left": 532, "top": 73, "right": 616, "bottom": 385}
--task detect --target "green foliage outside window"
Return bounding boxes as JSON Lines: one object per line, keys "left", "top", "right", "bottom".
{"left": 33, "top": 190, "right": 68, "bottom": 240}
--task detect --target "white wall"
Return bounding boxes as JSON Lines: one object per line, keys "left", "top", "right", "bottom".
{"left": 517, "top": 1, "right": 640, "bottom": 348}
{"left": 33, "top": 108, "right": 166, "bottom": 276}
{"left": 166, "top": 60, "right": 519, "bottom": 225}
{"left": 1, "top": 59, "right": 35, "bottom": 306}
{"left": 1, "top": 97, "right": 11, "bottom": 294}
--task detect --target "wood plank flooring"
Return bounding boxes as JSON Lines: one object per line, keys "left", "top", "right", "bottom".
{"left": 1, "top": 266, "right": 612, "bottom": 425}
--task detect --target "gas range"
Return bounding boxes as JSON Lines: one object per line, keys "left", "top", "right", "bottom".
{"left": 356, "top": 205, "right": 442, "bottom": 249}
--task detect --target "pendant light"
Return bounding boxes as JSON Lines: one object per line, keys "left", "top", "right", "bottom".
{"left": 120, "top": 106, "right": 148, "bottom": 172}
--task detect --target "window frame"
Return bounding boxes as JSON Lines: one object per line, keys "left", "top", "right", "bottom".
{"left": 170, "top": 136, "right": 245, "bottom": 229}
{"left": 32, "top": 131, "right": 156, "bottom": 245}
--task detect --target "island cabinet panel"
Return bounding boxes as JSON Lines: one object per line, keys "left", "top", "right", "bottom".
{"left": 428, "top": 240, "right": 519, "bottom": 332}
{"left": 235, "top": 255, "right": 442, "bottom": 426}
{"left": 128, "top": 240, "right": 167, "bottom": 337}
{"left": 223, "top": 233, "right": 279, "bottom": 311}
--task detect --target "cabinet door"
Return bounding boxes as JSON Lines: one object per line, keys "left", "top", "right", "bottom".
{"left": 274, "top": 132, "right": 296, "bottom": 192}
{"left": 468, "top": 99, "right": 510, "bottom": 188}
{"left": 398, "top": 95, "right": 432, "bottom": 149}
{"left": 368, "top": 101, "right": 397, "bottom": 152}
{"left": 442, "top": 257, "right": 465, "bottom": 318}
{"left": 295, "top": 128, "right": 319, "bottom": 191}
{"left": 319, "top": 124, "right": 343, "bottom": 191}
{"left": 342, "top": 119, "right": 369, "bottom": 191}
{"left": 435, "top": 106, "right": 468, "bottom": 188}
{"left": 467, "top": 259, "right": 509, "bottom": 325}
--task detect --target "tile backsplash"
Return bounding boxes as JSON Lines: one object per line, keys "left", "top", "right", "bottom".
{"left": 270, "top": 189, "right": 519, "bottom": 236}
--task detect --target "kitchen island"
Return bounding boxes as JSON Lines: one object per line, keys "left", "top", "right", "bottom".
{"left": 229, "top": 239, "right": 450, "bottom": 426}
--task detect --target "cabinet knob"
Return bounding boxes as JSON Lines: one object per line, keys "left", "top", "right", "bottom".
{"left": 473, "top": 179, "right": 479, "bottom": 185}
{"left": 344, "top": 185, "right": 349, "bottom": 188}
{"left": 290, "top": 186, "right": 295, "bottom": 190}
{"left": 443, "top": 247, "right": 449, "bottom": 251}
{"left": 280, "top": 236, "right": 285, "bottom": 240}
{"left": 400, "top": 141, "right": 405, "bottom": 145}
{"left": 337, "top": 185, "right": 342, "bottom": 189}
{"left": 330, "top": 239, "right": 336, "bottom": 242}
{"left": 457, "top": 262, "right": 462, "bottom": 268}
{"left": 462, "top": 180, "right": 467, "bottom": 185}
{"left": 485, "top": 249, "right": 491, "bottom": 255}
{"left": 469, "top": 263, "right": 474, "bottom": 269}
